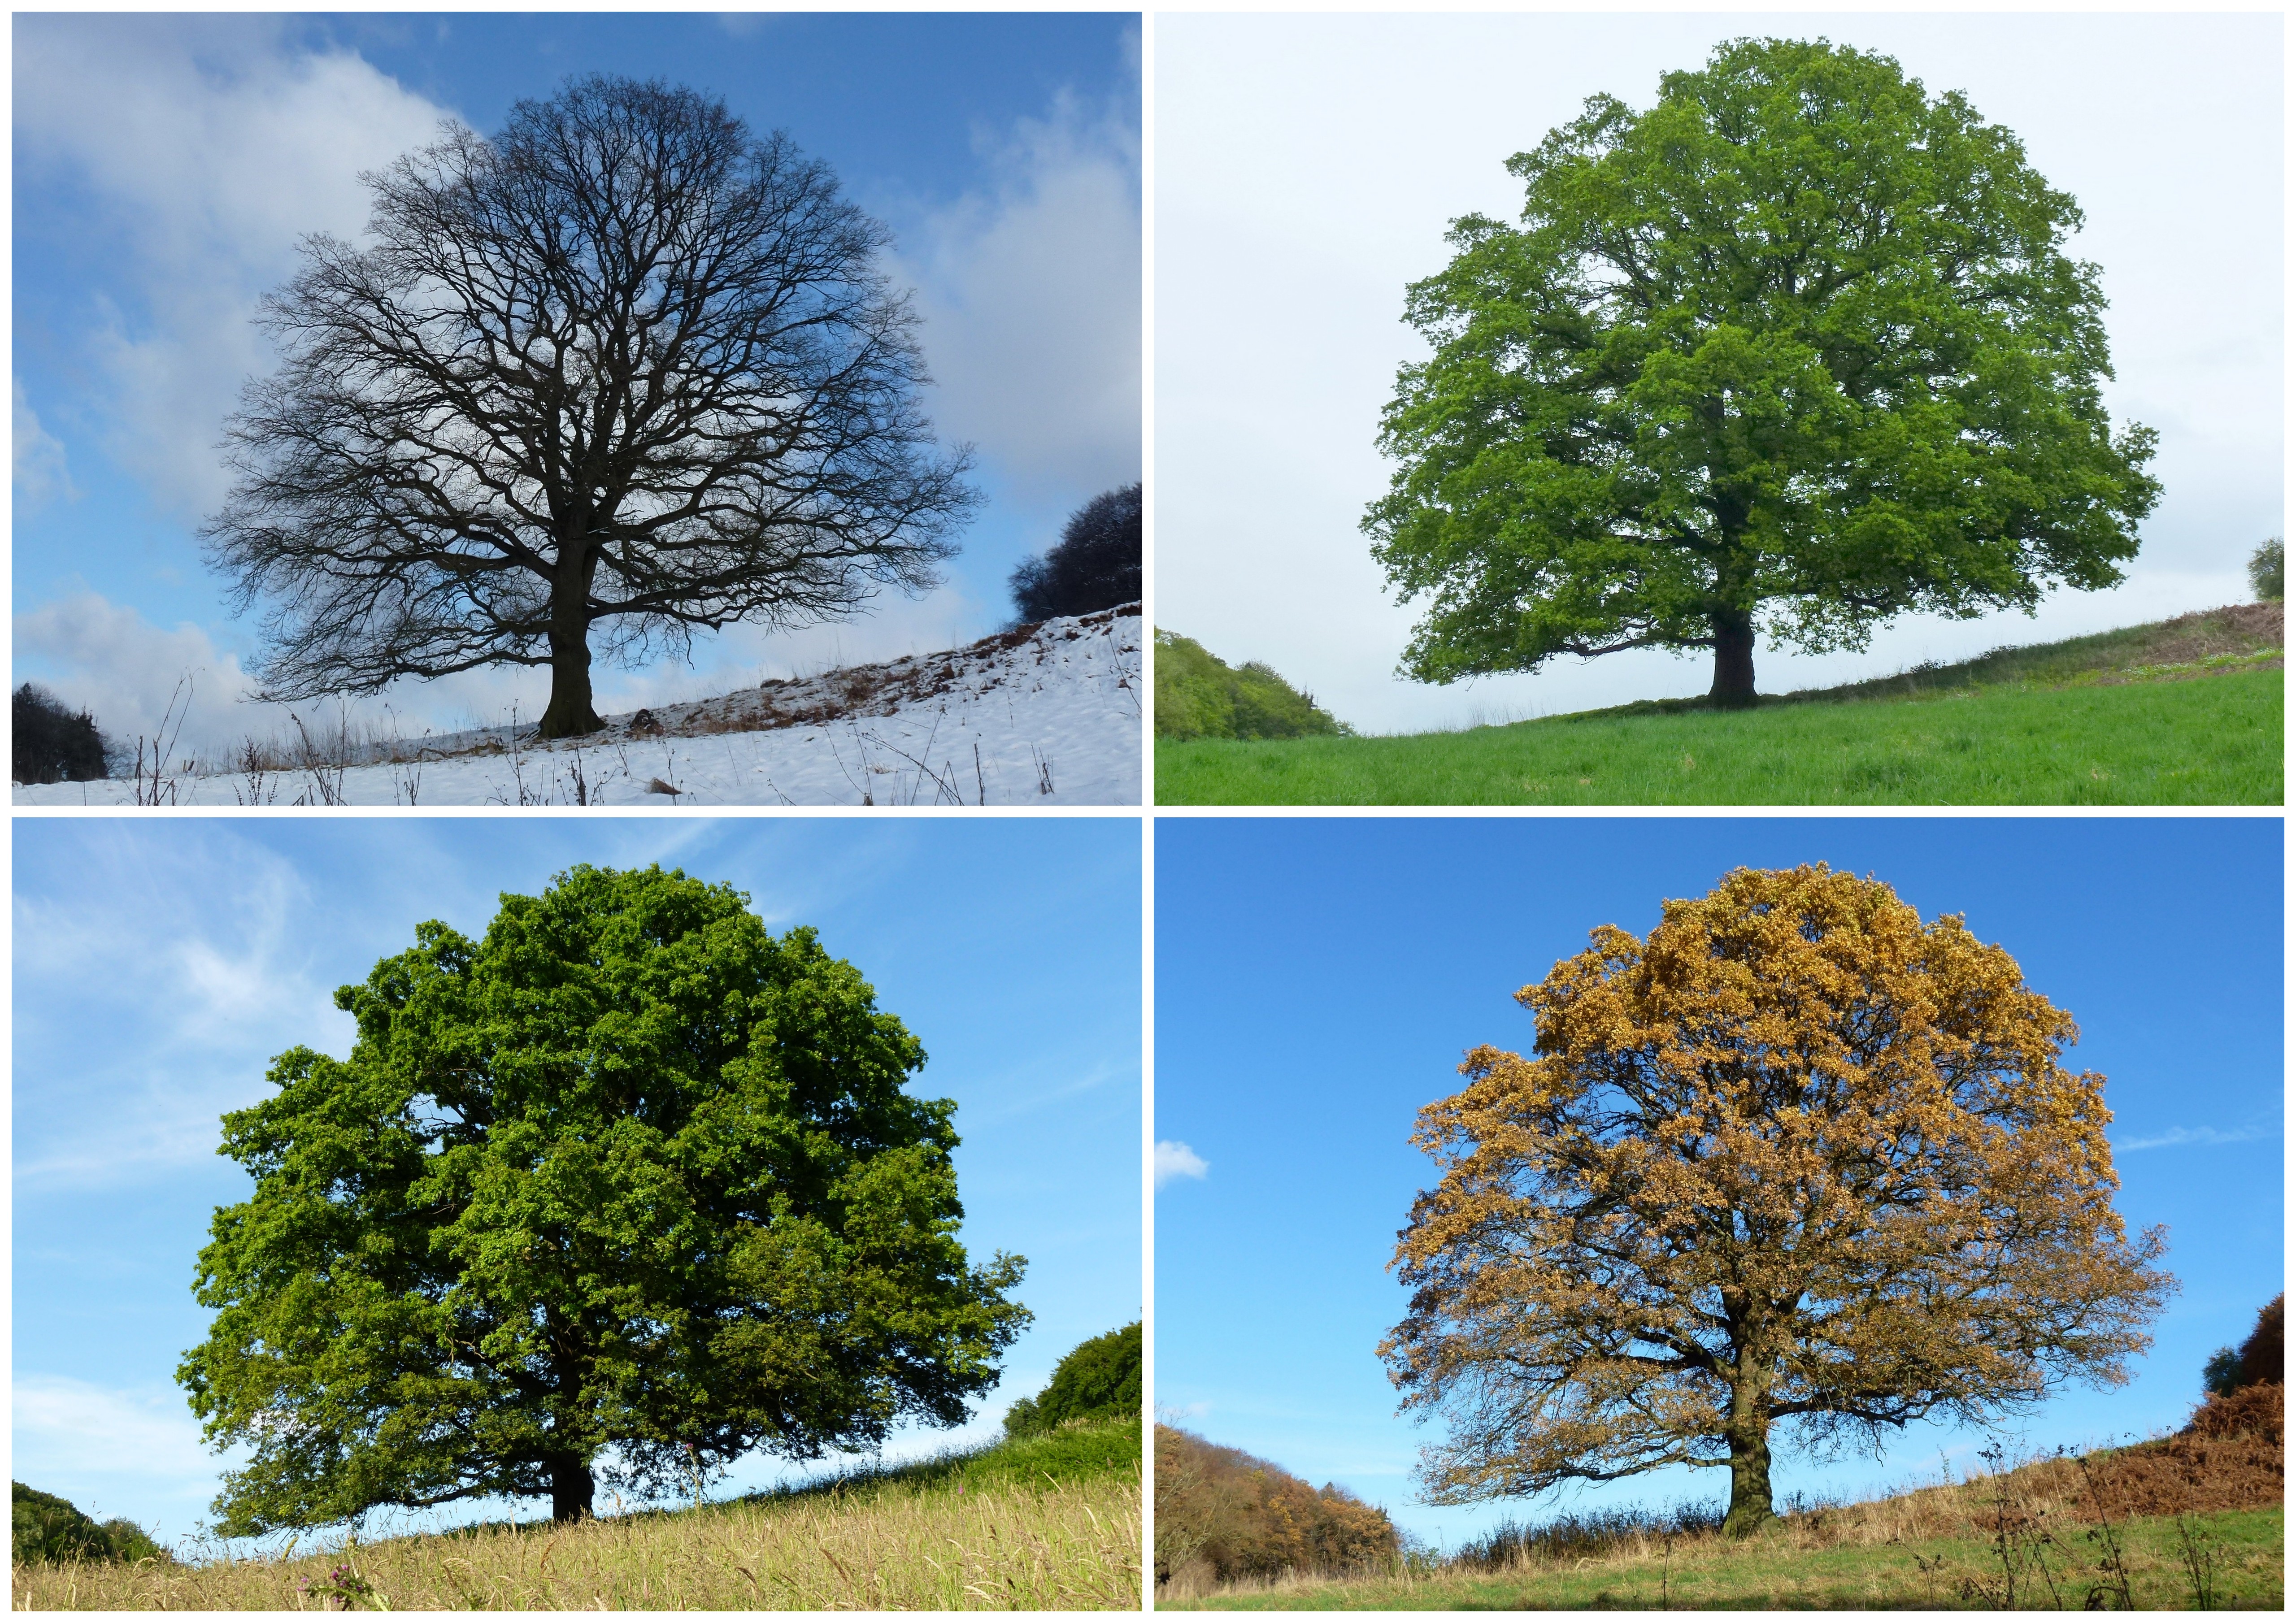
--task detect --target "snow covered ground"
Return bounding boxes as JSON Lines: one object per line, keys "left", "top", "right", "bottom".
{"left": 15, "top": 608, "right": 1142, "bottom": 807}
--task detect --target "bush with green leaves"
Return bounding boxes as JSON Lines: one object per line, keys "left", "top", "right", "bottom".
{"left": 2248, "top": 537, "right": 2283, "bottom": 602}
{"left": 11, "top": 1483, "right": 167, "bottom": 1566}
{"left": 1004, "top": 1321, "right": 1141, "bottom": 1438}
{"left": 1154, "top": 630, "right": 1351, "bottom": 741}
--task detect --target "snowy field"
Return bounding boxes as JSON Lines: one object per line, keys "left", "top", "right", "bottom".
{"left": 15, "top": 609, "right": 1142, "bottom": 807}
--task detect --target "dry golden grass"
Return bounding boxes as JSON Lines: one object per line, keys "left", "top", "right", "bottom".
{"left": 12, "top": 1475, "right": 1140, "bottom": 1611}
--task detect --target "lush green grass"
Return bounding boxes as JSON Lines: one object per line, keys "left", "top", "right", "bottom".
{"left": 1157, "top": 664, "right": 2282, "bottom": 805}
{"left": 13, "top": 1418, "right": 1142, "bottom": 1611}
{"left": 1161, "top": 1505, "right": 2283, "bottom": 1611}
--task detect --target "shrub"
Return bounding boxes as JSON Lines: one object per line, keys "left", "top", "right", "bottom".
{"left": 1153, "top": 629, "right": 1350, "bottom": 740}
{"left": 1004, "top": 1321, "right": 1140, "bottom": 1438}
{"left": 11, "top": 683, "right": 114, "bottom": 783}
{"left": 1153, "top": 1424, "right": 1398, "bottom": 1587}
{"left": 1010, "top": 483, "right": 1142, "bottom": 623}
{"left": 2249, "top": 537, "right": 2284, "bottom": 601}
{"left": 11, "top": 1482, "right": 165, "bottom": 1566}
{"left": 2202, "top": 1293, "right": 2283, "bottom": 1397}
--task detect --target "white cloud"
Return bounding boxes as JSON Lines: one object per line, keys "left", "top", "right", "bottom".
{"left": 13, "top": 377, "right": 75, "bottom": 506}
{"left": 895, "top": 77, "right": 1142, "bottom": 503}
{"left": 2117, "top": 1124, "right": 2272, "bottom": 1152}
{"left": 11, "top": 1376, "right": 229, "bottom": 1486}
{"left": 13, "top": 15, "right": 451, "bottom": 517}
{"left": 1155, "top": 1139, "right": 1210, "bottom": 1189}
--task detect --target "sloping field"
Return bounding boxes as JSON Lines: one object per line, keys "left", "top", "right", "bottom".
{"left": 1156, "top": 606, "right": 2282, "bottom": 805}
{"left": 12, "top": 1417, "right": 1143, "bottom": 1611}
{"left": 1161, "top": 1397, "right": 2285, "bottom": 1611}
{"left": 15, "top": 607, "right": 1143, "bottom": 807}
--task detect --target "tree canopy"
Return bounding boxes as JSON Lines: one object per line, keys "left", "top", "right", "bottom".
{"left": 178, "top": 864, "right": 1027, "bottom": 1532}
{"left": 1003, "top": 1320, "right": 1142, "bottom": 1436}
{"left": 204, "top": 75, "right": 977, "bottom": 739}
{"left": 1010, "top": 482, "right": 1143, "bottom": 624}
{"left": 1365, "top": 38, "right": 2160, "bottom": 707}
{"left": 1381, "top": 864, "right": 2173, "bottom": 1536}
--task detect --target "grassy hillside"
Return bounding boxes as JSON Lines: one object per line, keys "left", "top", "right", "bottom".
{"left": 1159, "top": 1401, "right": 2285, "bottom": 1611}
{"left": 10, "top": 1416, "right": 1141, "bottom": 1611}
{"left": 1157, "top": 605, "right": 2283, "bottom": 805}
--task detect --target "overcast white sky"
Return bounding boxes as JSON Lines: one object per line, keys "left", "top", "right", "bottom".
{"left": 1155, "top": 9, "right": 2284, "bottom": 734}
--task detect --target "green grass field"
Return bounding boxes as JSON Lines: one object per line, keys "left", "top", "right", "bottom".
{"left": 11, "top": 1417, "right": 1142, "bottom": 1611}
{"left": 1159, "top": 1506, "right": 2282, "bottom": 1611}
{"left": 1156, "top": 609, "right": 2283, "bottom": 805}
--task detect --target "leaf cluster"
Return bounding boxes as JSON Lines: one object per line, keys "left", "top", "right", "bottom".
{"left": 11, "top": 1483, "right": 169, "bottom": 1567}
{"left": 1153, "top": 629, "right": 1351, "bottom": 740}
{"left": 1004, "top": 1320, "right": 1142, "bottom": 1437}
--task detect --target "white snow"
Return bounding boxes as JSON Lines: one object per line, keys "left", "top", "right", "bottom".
{"left": 15, "top": 608, "right": 1142, "bottom": 807}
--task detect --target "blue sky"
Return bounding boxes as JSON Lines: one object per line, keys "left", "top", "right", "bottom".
{"left": 1153, "top": 816, "right": 2283, "bottom": 1549}
{"left": 12, "top": 10, "right": 1139, "bottom": 756}
{"left": 13, "top": 815, "right": 1141, "bottom": 1549}
{"left": 1159, "top": 11, "right": 2283, "bottom": 733}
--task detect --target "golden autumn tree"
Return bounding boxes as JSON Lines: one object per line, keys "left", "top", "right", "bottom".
{"left": 1380, "top": 864, "right": 2174, "bottom": 1538}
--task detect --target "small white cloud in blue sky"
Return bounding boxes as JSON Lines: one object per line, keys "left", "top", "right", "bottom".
{"left": 1155, "top": 1140, "right": 1210, "bottom": 1188}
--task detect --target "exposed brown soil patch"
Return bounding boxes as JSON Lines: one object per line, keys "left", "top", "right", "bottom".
{"left": 2089, "top": 602, "right": 2283, "bottom": 685}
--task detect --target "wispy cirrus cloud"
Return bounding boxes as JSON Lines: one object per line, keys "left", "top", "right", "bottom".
{"left": 2116, "top": 1124, "right": 2274, "bottom": 1152}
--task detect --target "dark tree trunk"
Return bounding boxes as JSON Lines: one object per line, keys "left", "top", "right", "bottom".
{"left": 537, "top": 564, "right": 603, "bottom": 738}
{"left": 1720, "top": 1398, "right": 1779, "bottom": 1538}
{"left": 549, "top": 1456, "right": 595, "bottom": 1524}
{"left": 1708, "top": 608, "right": 1758, "bottom": 709}
{"left": 1721, "top": 1426, "right": 1777, "bottom": 1536}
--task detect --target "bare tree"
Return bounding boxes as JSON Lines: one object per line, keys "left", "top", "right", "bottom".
{"left": 205, "top": 75, "right": 978, "bottom": 738}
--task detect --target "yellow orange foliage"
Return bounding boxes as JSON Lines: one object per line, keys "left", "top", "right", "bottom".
{"left": 1381, "top": 864, "right": 2174, "bottom": 1536}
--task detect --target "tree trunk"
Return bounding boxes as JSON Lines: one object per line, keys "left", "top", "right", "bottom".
{"left": 538, "top": 629, "right": 603, "bottom": 738}
{"left": 550, "top": 1455, "right": 595, "bottom": 1524}
{"left": 1720, "top": 1411, "right": 1779, "bottom": 1538}
{"left": 1708, "top": 608, "right": 1758, "bottom": 709}
{"left": 537, "top": 555, "right": 603, "bottom": 739}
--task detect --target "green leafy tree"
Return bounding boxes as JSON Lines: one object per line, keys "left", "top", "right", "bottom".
{"left": 1004, "top": 1320, "right": 1142, "bottom": 1436}
{"left": 1366, "top": 37, "right": 2161, "bottom": 708}
{"left": 2248, "top": 538, "right": 2283, "bottom": 603}
{"left": 178, "top": 864, "right": 1028, "bottom": 1532}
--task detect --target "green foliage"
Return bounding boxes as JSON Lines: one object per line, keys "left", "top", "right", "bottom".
{"left": 1004, "top": 1321, "right": 1141, "bottom": 1437}
{"left": 1156, "top": 665, "right": 2281, "bottom": 806}
{"left": 1365, "top": 38, "right": 2159, "bottom": 707}
{"left": 2249, "top": 537, "right": 2283, "bottom": 601}
{"left": 1154, "top": 630, "right": 1351, "bottom": 740}
{"left": 11, "top": 1483, "right": 166, "bottom": 1566}
{"left": 177, "top": 864, "right": 1029, "bottom": 1536}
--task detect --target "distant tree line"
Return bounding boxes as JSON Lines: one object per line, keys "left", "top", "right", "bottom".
{"left": 1009, "top": 484, "right": 1141, "bottom": 624}
{"left": 1003, "top": 1321, "right": 1140, "bottom": 1438}
{"left": 1154, "top": 1425, "right": 1398, "bottom": 1590}
{"left": 1153, "top": 630, "right": 1349, "bottom": 741}
{"left": 11, "top": 684, "right": 116, "bottom": 784}
{"left": 11, "top": 1483, "right": 168, "bottom": 1567}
